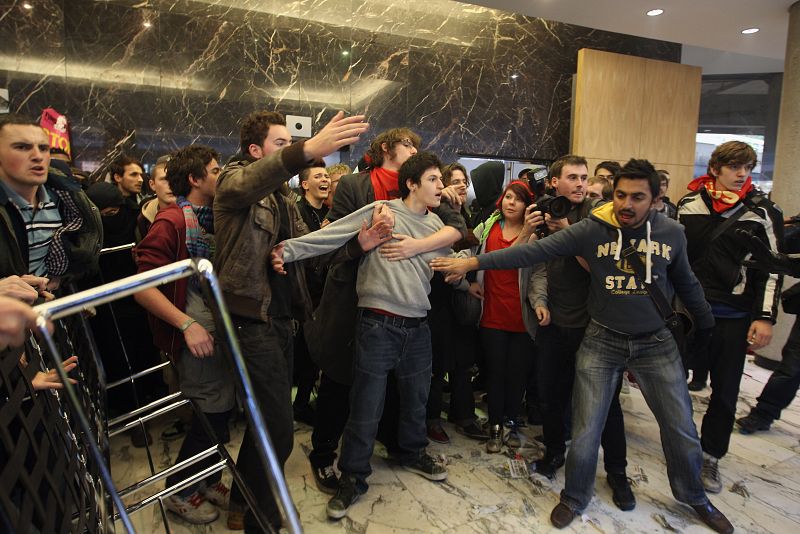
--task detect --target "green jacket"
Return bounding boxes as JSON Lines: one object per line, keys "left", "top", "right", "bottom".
{"left": 0, "top": 167, "right": 102, "bottom": 283}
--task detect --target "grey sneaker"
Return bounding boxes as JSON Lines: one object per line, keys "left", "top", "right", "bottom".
{"left": 164, "top": 492, "right": 219, "bottom": 524}
{"left": 701, "top": 454, "right": 722, "bottom": 494}
{"left": 403, "top": 453, "right": 447, "bottom": 481}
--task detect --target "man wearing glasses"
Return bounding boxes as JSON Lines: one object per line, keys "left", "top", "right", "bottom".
{"left": 678, "top": 140, "right": 783, "bottom": 496}
{"left": 304, "top": 128, "right": 466, "bottom": 495}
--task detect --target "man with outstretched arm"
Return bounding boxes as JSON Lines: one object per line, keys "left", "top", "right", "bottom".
{"left": 431, "top": 159, "right": 733, "bottom": 534}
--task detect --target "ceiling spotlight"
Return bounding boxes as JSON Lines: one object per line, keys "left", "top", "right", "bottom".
{"left": 143, "top": 21, "right": 152, "bottom": 28}
{"left": 741, "top": 28, "right": 760, "bottom": 34}
{"left": 342, "top": 50, "right": 350, "bottom": 56}
{"left": 646, "top": 9, "right": 664, "bottom": 17}
{"left": 510, "top": 74, "right": 519, "bottom": 80}
{"left": 22, "top": 2, "right": 33, "bottom": 9}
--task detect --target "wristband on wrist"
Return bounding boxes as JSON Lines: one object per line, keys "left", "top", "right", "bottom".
{"left": 179, "top": 318, "right": 197, "bottom": 332}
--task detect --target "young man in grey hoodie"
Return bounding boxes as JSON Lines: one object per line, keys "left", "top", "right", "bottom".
{"left": 271, "top": 152, "right": 453, "bottom": 520}
{"left": 431, "top": 159, "right": 733, "bottom": 534}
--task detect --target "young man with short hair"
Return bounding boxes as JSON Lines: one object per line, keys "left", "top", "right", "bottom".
{"left": 303, "top": 127, "right": 465, "bottom": 495}
{"left": 432, "top": 159, "right": 733, "bottom": 534}
{"left": 273, "top": 152, "right": 454, "bottom": 520}
{"left": 324, "top": 162, "right": 351, "bottom": 209}
{"left": 213, "top": 109, "right": 372, "bottom": 532}
{"left": 0, "top": 114, "right": 101, "bottom": 289}
{"left": 134, "top": 144, "right": 233, "bottom": 524}
{"left": 136, "top": 155, "right": 175, "bottom": 241}
{"left": 530, "top": 155, "right": 631, "bottom": 511}
{"left": 110, "top": 155, "right": 144, "bottom": 199}
{"left": 678, "top": 141, "right": 782, "bottom": 494}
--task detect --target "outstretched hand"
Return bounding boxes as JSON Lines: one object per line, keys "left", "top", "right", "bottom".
{"left": 430, "top": 256, "right": 479, "bottom": 277}
{"left": 303, "top": 111, "right": 370, "bottom": 161}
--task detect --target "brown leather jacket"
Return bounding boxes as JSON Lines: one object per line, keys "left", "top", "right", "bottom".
{"left": 213, "top": 142, "right": 362, "bottom": 323}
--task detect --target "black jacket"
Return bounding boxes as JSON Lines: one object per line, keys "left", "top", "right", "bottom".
{"left": 678, "top": 188, "right": 783, "bottom": 322}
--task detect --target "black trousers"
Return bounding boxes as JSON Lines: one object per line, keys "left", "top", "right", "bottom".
{"left": 700, "top": 315, "right": 751, "bottom": 459}
{"left": 536, "top": 324, "right": 627, "bottom": 473}
{"left": 293, "top": 323, "right": 319, "bottom": 410}
{"left": 480, "top": 327, "right": 533, "bottom": 426}
{"left": 752, "top": 316, "right": 800, "bottom": 422}
{"left": 309, "top": 373, "right": 351, "bottom": 469}
{"left": 426, "top": 286, "right": 479, "bottom": 426}
{"left": 228, "top": 318, "right": 294, "bottom": 533}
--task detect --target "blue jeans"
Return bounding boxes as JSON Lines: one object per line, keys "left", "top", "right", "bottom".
{"left": 561, "top": 321, "right": 707, "bottom": 511}
{"left": 338, "top": 311, "right": 432, "bottom": 493}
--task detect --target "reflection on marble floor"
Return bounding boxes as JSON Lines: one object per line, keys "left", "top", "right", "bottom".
{"left": 110, "top": 356, "right": 800, "bottom": 533}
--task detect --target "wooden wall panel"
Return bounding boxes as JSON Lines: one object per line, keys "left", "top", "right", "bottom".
{"left": 573, "top": 50, "right": 648, "bottom": 162}
{"left": 639, "top": 61, "right": 702, "bottom": 164}
{"left": 572, "top": 49, "right": 701, "bottom": 184}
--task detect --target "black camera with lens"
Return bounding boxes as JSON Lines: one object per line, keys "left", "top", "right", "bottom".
{"left": 533, "top": 194, "right": 572, "bottom": 237}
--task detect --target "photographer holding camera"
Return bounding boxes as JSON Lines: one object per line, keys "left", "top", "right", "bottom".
{"left": 527, "top": 155, "right": 634, "bottom": 511}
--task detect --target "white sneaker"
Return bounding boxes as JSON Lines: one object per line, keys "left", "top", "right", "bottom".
{"left": 165, "top": 492, "right": 219, "bottom": 524}
{"left": 202, "top": 481, "right": 231, "bottom": 509}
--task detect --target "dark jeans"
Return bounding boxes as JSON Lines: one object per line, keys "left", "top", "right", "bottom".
{"left": 339, "top": 312, "right": 432, "bottom": 494}
{"left": 535, "top": 324, "right": 627, "bottom": 472}
{"left": 166, "top": 410, "right": 231, "bottom": 497}
{"left": 752, "top": 316, "right": 800, "bottom": 422}
{"left": 562, "top": 322, "right": 706, "bottom": 512}
{"left": 309, "top": 373, "right": 351, "bottom": 469}
{"left": 480, "top": 327, "right": 533, "bottom": 425}
{"left": 228, "top": 318, "right": 294, "bottom": 533}
{"left": 700, "top": 315, "right": 751, "bottom": 459}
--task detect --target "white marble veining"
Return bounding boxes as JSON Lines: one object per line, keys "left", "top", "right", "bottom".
{"left": 110, "top": 356, "right": 800, "bottom": 533}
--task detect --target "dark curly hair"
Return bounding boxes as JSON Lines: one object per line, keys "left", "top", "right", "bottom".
{"left": 166, "top": 144, "right": 220, "bottom": 198}
{"left": 398, "top": 152, "right": 443, "bottom": 199}
{"left": 614, "top": 159, "right": 659, "bottom": 199}
{"left": 240, "top": 111, "right": 286, "bottom": 156}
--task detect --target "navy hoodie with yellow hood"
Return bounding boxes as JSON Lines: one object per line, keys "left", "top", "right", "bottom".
{"left": 477, "top": 202, "right": 714, "bottom": 335}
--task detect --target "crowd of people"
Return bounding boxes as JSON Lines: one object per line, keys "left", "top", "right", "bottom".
{"left": 0, "top": 108, "right": 796, "bottom": 534}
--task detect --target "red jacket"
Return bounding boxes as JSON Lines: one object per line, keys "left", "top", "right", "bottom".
{"left": 133, "top": 204, "right": 188, "bottom": 357}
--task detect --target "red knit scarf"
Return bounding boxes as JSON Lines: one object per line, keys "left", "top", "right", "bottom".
{"left": 687, "top": 175, "right": 753, "bottom": 213}
{"left": 370, "top": 167, "right": 400, "bottom": 201}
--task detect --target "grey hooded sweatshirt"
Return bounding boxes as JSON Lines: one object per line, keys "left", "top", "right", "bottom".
{"left": 477, "top": 202, "right": 714, "bottom": 335}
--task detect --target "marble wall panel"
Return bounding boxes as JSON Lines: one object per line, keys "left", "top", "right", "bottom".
{"left": 1, "top": 0, "right": 681, "bottom": 170}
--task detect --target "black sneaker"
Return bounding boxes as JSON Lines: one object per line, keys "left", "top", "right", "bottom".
{"left": 736, "top": 413, "right": 772, "bottom": 435}
{"left": 313, "top": 465, "right": 339, "bottom": 495}
{"left": 326, "top": 478, "right": 361, "bottom": 520}
{"left": 606, "top": 472, "right": 636, "bottom": 511}
{"left": 456, "top": 421, "right": 488, "bottom": 440}
{"left": 403, "top": 453, "right": 447, "bottom": 481}
{"left": 534, "top": 453, "right": 565, "bottom": 479}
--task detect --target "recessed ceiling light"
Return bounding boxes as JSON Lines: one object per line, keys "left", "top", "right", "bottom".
{"left": 741, "top": 28, "right": 760, "bottom": 34}
{"left": 342, "top": 50, "right": 350, "bottom": 56}
{"left": 646, "top": 9, "right": 664, "bottom": 17}
{"left": 510, "top": 74, "right": 519, "bottom": 79}
{"left": 22, "top": 2, "right": 33, "bottom": 9}
{"left": 143, "top": 21, "right": 152, "bottom": 28}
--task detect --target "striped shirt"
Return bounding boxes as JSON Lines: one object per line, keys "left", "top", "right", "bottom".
{"left": 0, "top": 182, "right": 62, "bottom": 276}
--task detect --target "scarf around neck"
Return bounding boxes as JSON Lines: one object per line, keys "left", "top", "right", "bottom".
{"left": 370, "top": 167, "right": 400, "bottom": 201}
{"left": 176, "top": 196, "right": 214, "bottom": 260}
{"left": 687, "top": 174, "right": 753, "bottom": 214}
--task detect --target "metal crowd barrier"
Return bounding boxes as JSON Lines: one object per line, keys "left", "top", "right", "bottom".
{"left": 29, "top": 258, "right": 302, "bottom": 533}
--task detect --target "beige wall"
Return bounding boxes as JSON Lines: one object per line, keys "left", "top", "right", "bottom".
{"left": 572, "top": 49, "right": 702, "bottom": 199}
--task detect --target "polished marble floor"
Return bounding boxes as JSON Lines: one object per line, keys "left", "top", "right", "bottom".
{"left": 110, "top": 356, "right": 800, "bottom": 533}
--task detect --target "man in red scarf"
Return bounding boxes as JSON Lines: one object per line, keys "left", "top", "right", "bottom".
{"left": 678, "top": 140, "right": 783, "bottom": 496}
